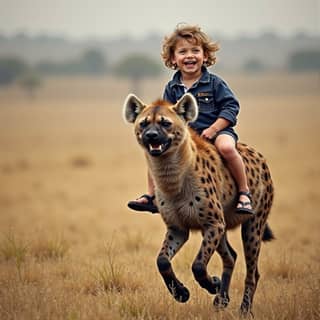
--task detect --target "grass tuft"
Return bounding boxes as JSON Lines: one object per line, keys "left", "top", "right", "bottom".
{"left": 32, "top": 237, "right": 69, "bottom": 261}
{"left": 93, "top": 240, "right": 127, "bottom": 293}
{"left": 0, "top": 232, "right": 28, "bottom": 280}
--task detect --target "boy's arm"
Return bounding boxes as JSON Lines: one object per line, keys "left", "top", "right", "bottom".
{"left": 201, "top": 118, "right": 230, "bottom": 139}
{"left": 214, "top": 78, "right": 240, "bottom": 126}
{"left": 201, "top": 78, "right": 239, "bottom": 140}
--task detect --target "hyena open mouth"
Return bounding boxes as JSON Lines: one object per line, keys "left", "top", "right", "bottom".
{"left": 145, "top": 139, "right": 172, "bottom": 156}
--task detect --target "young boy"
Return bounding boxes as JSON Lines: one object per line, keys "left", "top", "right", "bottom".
{"left": 128, "top": 23, "right": 254, "bottom": 215}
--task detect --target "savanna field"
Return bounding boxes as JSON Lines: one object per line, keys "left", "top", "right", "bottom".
{"left": 0, "top": 73, "right": 319, "bottom": 320}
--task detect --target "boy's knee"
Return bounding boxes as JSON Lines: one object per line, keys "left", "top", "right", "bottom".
{"left": 216, "top": 143, "right": 237, "bottom": 159}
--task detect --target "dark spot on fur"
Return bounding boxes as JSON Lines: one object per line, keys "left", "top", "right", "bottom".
{"left": 189, "top": 201, "right": 193, "bottom": 206}
{"left": 210, "top": 166, "right": 216, "bottom": 173}
{"left": 195, "top": 196, "right": 201, "bottom": 202}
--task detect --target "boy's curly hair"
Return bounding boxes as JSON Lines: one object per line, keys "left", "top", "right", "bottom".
{"left": 161, "top": 23, "right": 220, "bottom": 69}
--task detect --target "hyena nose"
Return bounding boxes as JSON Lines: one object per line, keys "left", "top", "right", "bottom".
{"left": 146, "top": 129, "right": 159, "bottom": 140}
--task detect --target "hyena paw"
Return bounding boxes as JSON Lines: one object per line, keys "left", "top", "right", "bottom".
{"left": 239, "top": 301, "right": 253, "bottom": 318}
{"left": 169, "top": 282, "right": 190, "bottom": 303}
{"left": 213, "top": 292, "right": 230, "bottom": 309}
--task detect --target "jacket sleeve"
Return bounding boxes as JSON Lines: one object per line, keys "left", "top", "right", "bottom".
{"left": 214, "top": 78, "right": 240, "bottom": 126}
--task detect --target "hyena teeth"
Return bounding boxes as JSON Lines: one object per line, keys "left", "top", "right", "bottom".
{"left": 149, "top": 144, "right": 162, "bottom": 151}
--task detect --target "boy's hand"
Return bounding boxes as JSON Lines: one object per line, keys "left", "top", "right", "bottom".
{"left": 201, "top": 127, "right": 218, "bottom": 140}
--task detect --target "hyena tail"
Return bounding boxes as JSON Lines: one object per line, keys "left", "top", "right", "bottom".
{"left": 262, "top": 223, "right": 275, "bottom": 242}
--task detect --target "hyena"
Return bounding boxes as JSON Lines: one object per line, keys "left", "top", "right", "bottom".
{"left": 123, "top": 93, "right": 274, "bottom": 315}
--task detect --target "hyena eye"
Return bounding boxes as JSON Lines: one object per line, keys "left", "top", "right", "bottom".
{"left": 160, "top": 119, "right": 172, "bottom": 128}
{"left": 139, "top": 119, "right": 149, "bottom": 129}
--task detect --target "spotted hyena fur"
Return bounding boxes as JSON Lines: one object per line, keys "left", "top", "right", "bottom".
{"left": 123, "top": 93, "right": 274, "bottom": 315}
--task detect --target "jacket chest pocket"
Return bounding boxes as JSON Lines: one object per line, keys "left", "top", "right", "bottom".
{"left": 197, "top": 94, "right": 215, "bottom": 109}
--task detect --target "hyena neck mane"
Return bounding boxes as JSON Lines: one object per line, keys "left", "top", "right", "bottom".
{"left": 147, "top": 129, "right": 221, "bottom": 197}
{"left": 146, "top": 130, "right": 197, "bottom": 196}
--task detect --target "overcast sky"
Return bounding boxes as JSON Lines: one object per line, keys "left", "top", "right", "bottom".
{"left": 0, "top": 0, "right": 319, "bottom": 39}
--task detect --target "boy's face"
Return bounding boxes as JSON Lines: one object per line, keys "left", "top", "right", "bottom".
{"left": 171, "top": 38, "right": 207, "bottom": 78}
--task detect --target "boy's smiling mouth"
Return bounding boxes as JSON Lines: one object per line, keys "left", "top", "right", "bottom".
{"left": 184, "top": 60, "right": 196, "bottom": 66}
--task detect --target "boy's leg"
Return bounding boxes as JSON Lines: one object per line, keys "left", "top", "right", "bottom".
{"left": 127, "top": 170, "right": 158, "bottom": 213}
{"left": 133, "top": 170, "right": 155, "bottom": 204}
{"left": 214, "top": 134, "right": 253, "bottom": 214}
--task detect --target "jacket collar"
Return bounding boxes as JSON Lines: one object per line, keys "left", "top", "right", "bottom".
{"left": 169, "top": 66, "right": 210, "bottom": 88}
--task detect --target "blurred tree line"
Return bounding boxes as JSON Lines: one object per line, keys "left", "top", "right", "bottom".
{"left": 0, "top": 48, "right": 162, "bottom": 96}
{"left": 0, "top": 47, "right": 319, "bottom": 96}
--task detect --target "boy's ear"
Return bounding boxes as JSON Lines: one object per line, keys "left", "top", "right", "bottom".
{"left": 123, "top": 93, "right": 146, "bottom": 123}
{"left": 203, "top": 53, "right": 208, "bottom": 65}
{"left": 173, "top": 93, "right": 198, "bottom": 122}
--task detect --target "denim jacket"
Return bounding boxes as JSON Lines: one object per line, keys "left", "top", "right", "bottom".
{"left": 163, "top": 67, "right": 240, "bottom": 136}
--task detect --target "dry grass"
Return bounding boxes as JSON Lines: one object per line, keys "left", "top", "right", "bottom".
{"left": 0, "top": 73, "right": 319, "bottom": 319}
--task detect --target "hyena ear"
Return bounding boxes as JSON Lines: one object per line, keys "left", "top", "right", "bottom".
{"left": 123, "top": 93, "right": 146, "bottom": 123}
{"left": 173, "top": 93, "right": 198, "bottom": 122}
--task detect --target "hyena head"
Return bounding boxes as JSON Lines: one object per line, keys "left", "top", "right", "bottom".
{"left": 123, "top": 93, "right": 198, "bottom": 157}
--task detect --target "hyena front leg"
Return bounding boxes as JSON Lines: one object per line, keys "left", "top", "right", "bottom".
{"left": 192, "top": 224, "right": 224, "bottom": 295}
{"left": 157, "top": 226, "right": 190, "bottom": 303}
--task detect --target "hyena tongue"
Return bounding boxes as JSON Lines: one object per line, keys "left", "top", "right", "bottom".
{"left": 149, "top": 144, "right": 163, "bottom": 152}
